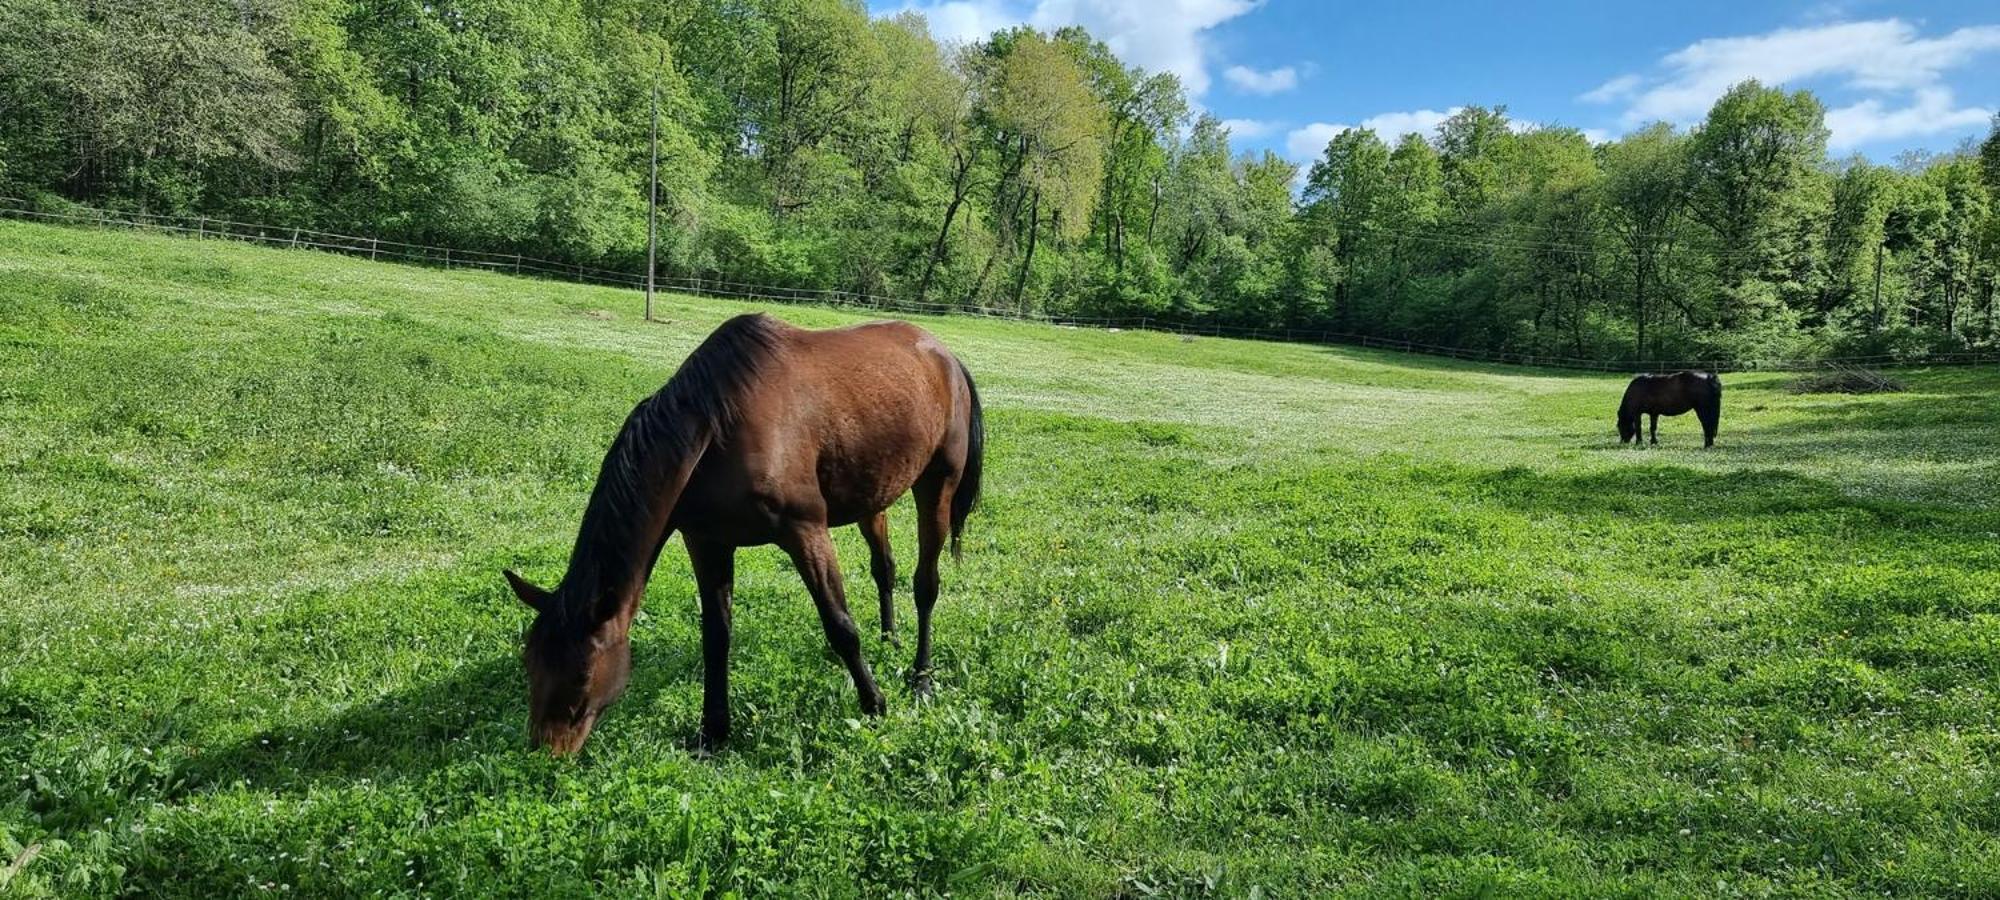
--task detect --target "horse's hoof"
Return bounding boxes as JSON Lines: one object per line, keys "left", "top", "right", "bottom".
{"left": 911, "top": 671, "right": 935, "bottom": 701}
{"left": 880, "top": 631, "right": 903, "bottom": 649}
{"left": 688, "top": 729, "right": 725, "bottom": 758}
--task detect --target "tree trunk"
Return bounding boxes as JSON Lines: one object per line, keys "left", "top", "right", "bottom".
{"left": 1573, "top": 284, "right": 1587, "bottom": 357}
{"left": 1948, "top": 280, "right": 1956, "bottom": 336}
{"left": 968, "top": 137, "right": 1032, "bottom": 304}
{"left": 1985, "top": 275, "right": 1995, "bottom": 337}
{"left": 1333, "top": 232, "right": 1351, "bottom": 331}
{"left": 916, "top": 146, "right": 976, "bottom": 301}
{"left": 1011, "top": 190, "right": 1042, "bottom": 313}
{"left": 1532, "top": 282, "right": 1549, "bottom": 349}
{"left": 1871, "top": 242, "right": 1884, "bottom": 332}
{"left": 1113, "top": 214, "right": 1126, "bottom": 276}
{"left": 917, "top": 191, "right": 964, "bottom": 302}
{"left": 1146, "top": 179, "right": 1163, "bottom": 245}
{"left": 1177, "top": 229, "right": 1205, "bottom": 272}
{"left": 1634, "top": 255, "right": 1649, "bottom": 363}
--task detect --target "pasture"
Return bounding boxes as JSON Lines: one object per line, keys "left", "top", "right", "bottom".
{"left": 3, "top": 220, "right": 1998, "bottom": 897}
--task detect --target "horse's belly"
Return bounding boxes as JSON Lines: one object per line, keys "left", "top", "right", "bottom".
{"left": 681, "top": 413, "right": 938, "bottom": 539}
{"left": 818, "top": 455, "right": 928, "bottom": 526}
{"left": 811, "top": 409, "right": 935, "bottom": 520}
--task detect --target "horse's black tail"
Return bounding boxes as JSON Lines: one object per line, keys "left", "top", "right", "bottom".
{"left": 1705, "top": 372, "right": 1724, "bottom": 436}
{"left": 949, "top": 358, "right": 983, "bottom": 562}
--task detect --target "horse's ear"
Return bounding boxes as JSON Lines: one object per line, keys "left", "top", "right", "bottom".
{"left": 504, "top": 569, "right": 553, "bottom": 613}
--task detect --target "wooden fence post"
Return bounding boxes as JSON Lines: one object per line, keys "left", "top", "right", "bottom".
{"left": 369, "top": 238, "right": 379, "bottom": 260}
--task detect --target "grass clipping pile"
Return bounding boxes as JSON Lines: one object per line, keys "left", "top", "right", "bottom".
{"left": 1788, "top": 367, "right": 1906, "bottom": 394}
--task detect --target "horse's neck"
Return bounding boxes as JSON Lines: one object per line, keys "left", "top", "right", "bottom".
{"left": 559, "top": 433, "right": 703, "bottom": 622}
{"left": 556, "top": 547, "right": 646, "bottom": 627}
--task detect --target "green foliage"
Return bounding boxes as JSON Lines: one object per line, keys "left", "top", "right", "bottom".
{"left": 2, "top": 2, "right": 1997, "bottom": 359}
{"left": 6, "top": 221, "right": 2000, "bottom": 896}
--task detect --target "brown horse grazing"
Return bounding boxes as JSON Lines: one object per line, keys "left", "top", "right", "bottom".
{"left": 503, "top": 313, "right": 984, "bottom": 755}
{"left": 1618, "top": 371, "right": 1722, "bottom": 447}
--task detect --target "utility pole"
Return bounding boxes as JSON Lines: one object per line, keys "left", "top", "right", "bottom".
{"left": 645, "top": 56, "right": 660, "bottom": 323}
{"left": 1871, "top": 241, "right": 1884, "bottom": 332}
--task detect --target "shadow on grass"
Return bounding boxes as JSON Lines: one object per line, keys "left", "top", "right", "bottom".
{"left": 173, "top": 637, "right": 698, "bottom": 795}
{"left": 1468, "top": 452, "right": 1993, "bottom": 536}
{"left": 1554, "top": 384, "right": 2000, "bottom": 510}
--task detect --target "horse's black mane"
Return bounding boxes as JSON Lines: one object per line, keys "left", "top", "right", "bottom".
{"left": 553, "top": 313, "right": 783, "bottom": 625}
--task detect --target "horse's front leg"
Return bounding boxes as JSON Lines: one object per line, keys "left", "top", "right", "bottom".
{"left": 858, "top": 511, "right": 898, "bottom": 645}
{"left": 1649, "top": 413, "right": 1659, "bottom": 445}
{"left": 782, "top": 522, "right": 886, "bottom": 716}
{"left": 686, "top": 537, "right": 736, "bottom": 752}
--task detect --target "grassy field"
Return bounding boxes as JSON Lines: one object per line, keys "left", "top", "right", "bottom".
{"left": 3, "top": 220, "right": 1999, "bottom": 898}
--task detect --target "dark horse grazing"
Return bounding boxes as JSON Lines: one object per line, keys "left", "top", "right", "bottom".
{"left": 1618, "top": 371, "right": 1722, "bottom": 447}
{"left": 504, "top": 313, "right": 984, "bottom": 754}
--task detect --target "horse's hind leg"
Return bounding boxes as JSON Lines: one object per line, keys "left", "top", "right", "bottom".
{"left": 859, "top": 511, "right": 898, "bottom": 644}
{"left": 909, "top": 476, "right": 956, "bottom": 699}
{"left": 1698, "top": 405, "right": 1718, "bottom": 448}
{"left": 1649, "top": 413, "right": 1659, "bottom": 445}
{"left": 781, "top": 523, "right": 886, "bottom": 717}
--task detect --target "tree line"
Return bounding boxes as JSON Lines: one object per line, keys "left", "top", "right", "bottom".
{"left": 4, "top": 0, "right": 1998, "bottom": 362}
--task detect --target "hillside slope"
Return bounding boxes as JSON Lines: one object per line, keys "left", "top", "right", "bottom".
{"left": 3, "top": 221, "right": 1998, "bottom": 896}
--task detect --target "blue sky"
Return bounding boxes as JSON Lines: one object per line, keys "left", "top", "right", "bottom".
{"left": 868, "top": 0, "right": 2000, "bottom": 165}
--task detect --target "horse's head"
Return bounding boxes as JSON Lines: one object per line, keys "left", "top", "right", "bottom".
{"left": 505, "top": 570, "right": 632, "bottom": 755}
{"left": 1617, "top": 410, "right": 1638, "bottom": 444}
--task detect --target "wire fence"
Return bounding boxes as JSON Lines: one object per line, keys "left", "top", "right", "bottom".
{"left": 6, "top": 199, "right": 1996, "bottom": 374}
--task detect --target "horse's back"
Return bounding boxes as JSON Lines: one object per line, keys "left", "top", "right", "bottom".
{"left": 794, "top": 319, "right": 958, "bottom": 375}
{"left": 1622, "top": 371, "right": 1719, "bottom": 416}
{"left": 773, "top": 320, "right": 962, "bottom": 432}
{"left": 681, "top": 316, "right": 968, "bottom": 536}
{"left": 1620, "top": 373, "right": 1668, "bottom": 411}
{"left": 1669, "top": 370, "right": 1722, "bottom": 403}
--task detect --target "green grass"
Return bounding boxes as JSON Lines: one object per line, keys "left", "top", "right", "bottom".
{"left": 3, "top": 220, "right": 1999, "bottom": 897}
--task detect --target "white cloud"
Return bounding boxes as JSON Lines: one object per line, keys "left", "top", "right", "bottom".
{"left": 1283, "top": 107, "right": 1460, "bottom": 161}
{"left": 1223, "top": 65, "right": 1298, "bottom": 95}
{"left": 1825, "top": 87, "right": 1994, "bottom": 149}
{"left": 1218, "top": 118, "right": 1280, "bottom": 139}
{"left": 1593, "top": 18, "right": 2000, "bottom": 133}
{"left": 1283, "top": 122, "right": 1346, "bottom": 161}
{"left": 1513, "top": 119, "right": 1622, "bottom": 144}
{"left": 887, "top": 0, "right": 1261, "bottom": 97}
{"left": 1363, "top": 107, "right": 1459, "bottom": 140}
{"left": 1288, "top": 107, "right": 1464, "bottom": 160}
{"left": 1580, "top": 74, "right": 1642, "bottom": 105}
{"left": 904, "top": 1, "right": 1027, "bottom": 45}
